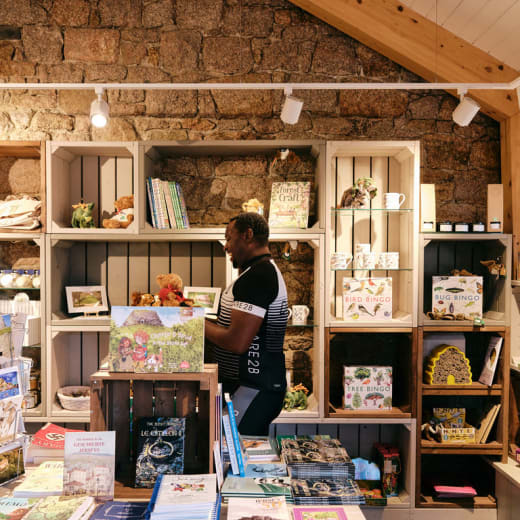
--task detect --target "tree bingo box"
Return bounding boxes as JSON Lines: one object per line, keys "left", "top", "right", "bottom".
{"left": 343, "top": 366, "right": 392, "bottom": 410}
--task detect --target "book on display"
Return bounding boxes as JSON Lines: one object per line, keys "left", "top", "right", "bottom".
{"left": 227, "top": 496, "right": 290, "bottom": 520}
{"left": 13, "top": 461, "right": 64, "bottom": 497}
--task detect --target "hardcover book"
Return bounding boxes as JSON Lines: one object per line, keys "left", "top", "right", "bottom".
{"left": 343, "top": 366, "right": 392, "bottom": 410}
{"left": 244, "top": 463, "right": 287, "bottom": 478}
{"left": 13, "top": 461, "right": 64, "bottom": 497}
{"left": 89, "top": 501, "right": 148, "bottom": 520}
{"left": 26, "top": 423, "right": 83, "bottom": 463}
{"left": 342, "top": 277, "right": 392, "bottom": 321}
{"left": 292, "top": 507, "right": 348, "bottom": 520}
{"left": 431, "top": 276, "right": 483, "bottom": 320}
{"left": 22, "top": 495, "right": 94, "bottom": 520}
{"left": 0, "top": 497, "right": 38, "bottom": 519}
{"left": 222, "top": 477, "right": 292, "bottom": 501}
{"left": 109, "top": 306, "right": 205, "bottom": 373}
{"left": 135, "top": 417, "right": 185, "bottom": 488}
{"left": 63, "top": 431, "right": 116, "bottom": 500}
{"left": 268, "top": 182, "right": 311, "bottom": 229}
{"left": 478, "top": 336, "right": 503, "bottom": 385}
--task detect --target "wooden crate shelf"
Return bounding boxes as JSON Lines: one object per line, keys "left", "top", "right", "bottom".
{"left": 328, "top": 404, "right": 412, "bottom": 419}
{"left": 420, "top": 440, "right": 504, "bottom": 455}
{"left": 421, "top": 382, "right": 503, "bottom": 396}
{"left": 419, "top": 494, "right": 497, "bottom": 508}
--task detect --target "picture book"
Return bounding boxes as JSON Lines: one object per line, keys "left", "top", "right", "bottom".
{"left": 0, "top": 365, "right": 23, "bottom": 445}
{"left": 227, "top": 496, "right": 290, "bottom": 520}
{"left": 109, "top": 306, "right": 205, "bottom": 373}
{"left": 342, "top": 277, "right": 392, "bottom": 321}
{"left": 22, "top": 495, "right": 95, "bottom": 520}
{"left": 221, "top": 477, "right": 292, "bottom": 500}
{"left": 0, "top": 497, "right": 39, "bottom": 519}
{"left": 135, "top": 417, "right": 185, "bottom": 488}
{"left": 475, "top": 403, "right": 501, "bottom": 444}
{"left": 343, "top": 366, "right": 392, "bottom": 410}
{"left": 13, "top": 461, "right": 64, "bottom": 497}
{"left": 153, "top": 473, "right": 217, "bottom": 512}
{"left": 268, "top": 182, "right": 311, "bottom": 229}
{"left": 26, "top": 423, "right": 83, "bottom": 463}
{"left": 290, "top": 478, "right": 364, "bottom": 505}
{"left": 241, "top": 435, "right": 279, "bottom": 461}
{"left": 478, "top": 336, "right": 503, "bottom": 386}
{"left": 432, "top": 408, "right": 466, "bottom": 428}
{"left": 244, "top": 463, "right": 287, "bottom": 478}
{"left": 63, "top": 431, "right": 115, "bottom": 500}
{"left": 292, "top": 507, "right": 348, "bottom": 520}
{"left": 431, "top": 276, "right": 483, "bottom": 320}
{"left": 89, "top": 501, "right": 148, "bottom": 520}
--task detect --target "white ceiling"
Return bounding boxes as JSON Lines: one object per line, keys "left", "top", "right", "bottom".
{"left": 400, "top": 0, "right": 520, "bottom": 70}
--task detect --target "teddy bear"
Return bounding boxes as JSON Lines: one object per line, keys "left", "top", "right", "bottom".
{"left": 131, "top": 291, "right": 157, "bottom": 306}
{"left": 156, "top": 273, "right": 189, "bottom": 306}
{"left": 102, "top": 195, "right": 134, "bottom": 229}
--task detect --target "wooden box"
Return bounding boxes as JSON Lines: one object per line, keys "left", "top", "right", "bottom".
{"left": 90, "top": 365, "right": 218, "bottom": 499}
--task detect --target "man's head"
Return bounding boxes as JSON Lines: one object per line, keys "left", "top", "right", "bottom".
{"left": 225, "top": 212, "right": 270, "bottom": 269}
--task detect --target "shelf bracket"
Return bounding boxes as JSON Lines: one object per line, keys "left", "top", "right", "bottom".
{"left": 218, "top": 239, "right": 225, "bottom": 247}
{"left": 403, "top": 422, "right": 413, "bottom": 432}
{"left": 309, "top": 239, "right": 320, "bottom": 249}
{"left": 32, "top": 237, "right": 42, "bottom": 247}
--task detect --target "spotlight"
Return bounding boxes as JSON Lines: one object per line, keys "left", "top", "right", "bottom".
{"left": 280, "top": 87, "right": 303, "bottom": 125}
{"left": 90, "top": 87, "right": 109, "bottom": 128}
{"left": 452, "top": 89, "right": 480, "bottom": 127}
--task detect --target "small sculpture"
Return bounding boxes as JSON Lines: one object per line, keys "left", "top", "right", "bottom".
{"left": 241, "top": 198, "right": 264, "bottom": 215}
{"left": 102, "top": 195, "right": 134, "bottom": 229}
{"left": 283, "top": 383, "right": 309, "bottom": 411}
{"left": 340, "top": 177, "right": 378, "bottom": 209}
{"left": 71, "top": 202, "right": 95, "bottom": 228}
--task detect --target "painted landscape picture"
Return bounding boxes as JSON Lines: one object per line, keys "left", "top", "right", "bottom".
{"left": 109, "top": 306, "right": 205, "bottom": 373}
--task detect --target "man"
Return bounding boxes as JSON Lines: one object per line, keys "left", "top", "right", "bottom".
{"left": 205, "top": 212, "right": 289, "bottom": 435}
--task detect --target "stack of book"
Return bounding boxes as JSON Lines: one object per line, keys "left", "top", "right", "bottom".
{"left": 146, "top": 177, "right": 190, "bottom": 229}
{"left": 242, "top": 435, "right": 279, "bottom": 462}
{"left": 433, "top": 484, "right": 477, "bottom": 499}
{"left": 221, "top": 476, "right": 293, "bottom": 503}
{"left": 25, "top": 423, "right": 82, "bottom": 464}
{"left": 280, "top": 438, "right": 356, "bottom": 480}
{"left": 290, "top": 478, "right": 365, "bottom": 506}
{"left": 147, "top": 473, "right": 220, "bottom": 520}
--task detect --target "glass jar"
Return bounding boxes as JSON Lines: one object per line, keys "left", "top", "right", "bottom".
{"left": 14, "top": 269, "right": 32, "bottom": 288}
{"left": 0, "top": 269, "right": 17, "bottom": 288}
{"left": 438, "top": 221, "right": 453, "bottom": 232}
{"left": 32, "top": 269, "right": 41, "bottom": 289}
{"left": 454, "top": 222, "right": 470, "bottom": 232}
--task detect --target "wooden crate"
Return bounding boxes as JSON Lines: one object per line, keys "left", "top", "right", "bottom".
{"left": 90, "top": 365, "right": 218, "bottom": 499}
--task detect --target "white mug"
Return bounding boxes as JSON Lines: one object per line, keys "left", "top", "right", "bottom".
{"left": 288, "top": 305, "right": 310, "bottom": 325}
{"left": 377, "top": 252, "right": 399, "bottom": 269}
{"left": 384, "top": 192, "right": 406, "bottom": 209}
{"left": 331, "top": 252, "right": 353, "bottom": 270}
{"left": 361, "top": 252, "right": 377, "bottom": 270}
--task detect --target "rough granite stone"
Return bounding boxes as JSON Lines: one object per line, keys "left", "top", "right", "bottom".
{"left": 311, "top": 37, "right": 358, "bottom": 75}
{"left": 423, "top": 134, "right": 471, "bottom": 171}
{"left": 203, "top": 37, "right": 253, "bottom": 74}
{"left": 160, "top": 30, "right": 201, "bottom": 74}
{"left": 0, "top": 0, "right": 47, "bottom": 24}
{"left": 98, "top": 0, "right": 141, "bottom": 28}
{"left": 0, "top": 158, "right": 41, "bottom": 197}
{"left": 340, "top": 91, "right": 409, "bottom": 118}
{"left": 212, "top": 89, "right": 273, "bottom": 117}
{"left": 51, "top": 0, "right": 90, "bottom": 26}
{"left": 145, "top": 90, "right": 198, "bottom": 116}
{"left": 176, "top": 0, "right": 224, "bottom": 30}
{"left": 22, "top": 25, "right": 62, "bottom": 64}
{"left": 58, "top": 90, "right": 95, "bottom": 115}
{"left": 39, "top": 63, "right": 84, "bottom": 83}
{"left": 91, "top": 118, "right": 137, "bottom": 140}
{"left": 1, "top": 242, "right": 40, "bottom": 270}
{"left": 64, "top": 29, "right": 120, "bottom": 63}
{"left": 142, "top": 0, "right": 173, "bottom": 28}
{"left": 31, "top": 112, "right": 74, "bottom": 131}
{"left": 469, "top": 140, "right": 500, "bottom": 170}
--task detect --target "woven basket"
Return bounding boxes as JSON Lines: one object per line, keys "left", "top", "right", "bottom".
{"left": 57, "top": 386, "right": 90, "bottom": 411}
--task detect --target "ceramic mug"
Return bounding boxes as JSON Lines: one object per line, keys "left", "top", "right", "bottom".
{"left": 288, "top": 305, "right": 310, "bottom": 325}
{"left": 331, "top": 252, "right": 353, "bottom": 270}
{"left": 354, "top": 243, "right": 371, "bottom": 269}
{"left": 384, "top": 192, "right": 406, "bottom": 209}
{"left": 385, "top": 252, "right": 399, "bottom": 269}
{"left": 361, "top": 252, "right": 377, "bottom": 270}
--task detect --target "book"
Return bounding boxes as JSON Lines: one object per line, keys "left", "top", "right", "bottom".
{"left": 478, "top": 336, "right": 503, "bottom": 386}
{"left": 0, "top": 365, "right": 23, "bottom": 445}
{"left": 168, "top": 181, "right": 183, "bottom": 229}
{"left": 225, "top": 393, "right": 246, "bottom": 476}
{"left": 227, "top": 496, "right": 290, "bottom": 520}
{"left": 152, "top": 473, "right": 217, "bottom": 513}
{"left": 0, "top": 497, "right": 39, "bottom": 519}
{"left": 241, "top": 435, "right": 279, "bottom": 461}
{"left": 26, "top": 423, "right": 82, "bottom": 463}
{"left": 109, "top": 306, "right": 205, "bottom": 373}
{"left": 63, "top": 431, "right": 115, "bottom": 500}
{"left": 222, "top": 412, "right": 240, "bottom": 476}
{"left": 135, "top": 417, "right": 185, "bottom": 488}
{"left": 292, "top": 507, "right": 348, "bottom": 520}
{"left": 146, "top": 177, "right": 158, "bottom": 228}
{"left": 433, "top": 484, "right": 477, "bottom": 498}
{"left": 175, "top": 182, "right": 190, "bottom": 228}
{"left": 13, "top": 461, "right": 64, "bottom": 497}
{"left": 151, "top": 178, "right": 168, "bottom": 229}
{"left": 268, "top": 182, "right": 310, "bottom": 229}
{"left": 475, "top": 403, "right": 501, "bottom": 444}
{"left": 22, "top": 496, "right": 95, "bottom": 520}
{"left": 221, "top": 477, "right": 292, "bottom": 501}
{"left": 89, "top": 501, "right": 148, "bottom": 520}
{"left": 244, "top": 462, "right": 287, "bottom": 478}
{"left": 161, "top": 180, "right": 177, "bottom": 229}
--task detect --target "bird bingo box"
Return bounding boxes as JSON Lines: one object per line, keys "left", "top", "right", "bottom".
{"left": 343, "top": 278, "right": 392, "bottom": 321}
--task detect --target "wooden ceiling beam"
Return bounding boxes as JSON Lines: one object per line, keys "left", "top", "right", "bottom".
{"left": 288, "top": 0, "right": 520, "bottom": 121}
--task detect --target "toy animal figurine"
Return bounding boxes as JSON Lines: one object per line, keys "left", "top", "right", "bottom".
{"left": 283, "top": 383, "right": 309, "bottom": 411}
{"left": 340, "top": 177, "right": 378, "bottom": 209}
{"left": 71, "top": 202, "right": 95, "bottom": 228}
{"left": 102, "top": 195, "right": 134, "bottom": 229}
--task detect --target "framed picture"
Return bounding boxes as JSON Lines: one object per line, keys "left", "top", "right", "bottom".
{"left": 183, "top": 287, "right": 221, "bottom": 315}
{"left": 66, "top": 285, "right": 109, "bottom": 314}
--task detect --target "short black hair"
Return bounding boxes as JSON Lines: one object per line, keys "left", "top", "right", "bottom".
{"left": 230, "top": 212, "right": 269, "bottom": 246}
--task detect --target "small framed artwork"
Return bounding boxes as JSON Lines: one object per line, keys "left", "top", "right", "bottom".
{"left": 66, "top": 285, "right": 109, "bottom": 314}
{"left": 183, "top": 287, "right": 221, "bottom": 315}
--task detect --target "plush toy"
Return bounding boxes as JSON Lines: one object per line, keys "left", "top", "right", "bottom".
{"left": 71, "top": 202, "right": 95, "bottom": 228}
{"left": 102, "top": 195, "right": 134, "bottom": 229}
{"left": 283, "top": 383, "right": 309, "bottom": 411}
{"left": 340, "top": 177, "right": 378, "bottom": 209}
{"left": 156, "top": 273, "right": 194, "bottom": 307}
{"left": 131, "top": 291, "right": 157, "bottom": 306}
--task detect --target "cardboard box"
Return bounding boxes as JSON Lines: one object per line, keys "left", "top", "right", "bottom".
{"left": 432, "top": 276, "right": 483, "bottom": 320}
{"left": 343, "top": 277, "right": 392, "bottom": 321}
{"left": 343, "top": 366, "right": 392, "bottom": 410}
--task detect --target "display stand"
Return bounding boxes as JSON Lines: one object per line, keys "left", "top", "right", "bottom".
{"left": 90, "top": 364, "right": 218, "bottom": 500}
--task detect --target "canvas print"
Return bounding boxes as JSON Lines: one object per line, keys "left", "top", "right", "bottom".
{"left": 63, "top": 431, "right": 115, "bottom": 500}
{"left": 183, "top": 287, "right": 221, "bottom": 315}
{"left": 431, "top": 276, "right": 483, "bottom": 320}
{"left": 343, "top": 277, "right": 392, "bottom": 321}
{"left": 135, "top": 417, "right": 185, "bottom": 488}
{"left": 343, "top": 366, "right": 392, "bottom": 410}
{"left": 109, "top": 306, "right": 205, "bottom": 373}
{"left": 66, "top": 285, "right": 108, "bottom": 314}
{"left": 268, "top": 182, "right": 311, "bottom": 229}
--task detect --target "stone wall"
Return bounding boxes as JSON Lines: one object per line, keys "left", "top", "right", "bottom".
{"left": 0, "top": 0, "right": 500, "bottom": 222}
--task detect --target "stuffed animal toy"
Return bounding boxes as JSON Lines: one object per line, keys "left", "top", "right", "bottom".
{"left": 131, "top": 291, "right": 157, "bottom": 307}
{"left": 71, "top": 202, "right": 95, "bottom": 228}
{"left": 156, "top": 273, "right": 194, "bottom": 307}
{"left": 102, "top": 195, "right": 134, "bottom": 229}
{"left": 340, "top": 177, "right": 378, "bottom": 209}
